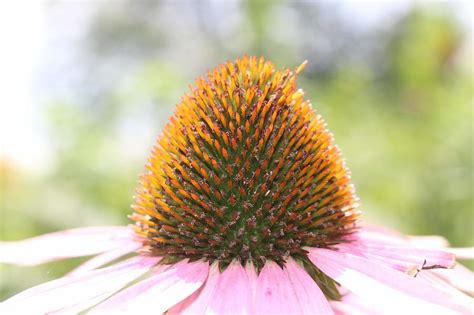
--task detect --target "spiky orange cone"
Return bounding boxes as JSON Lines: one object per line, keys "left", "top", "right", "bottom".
{"left": 133, "top": 56, "right": 357, "bottom": 274}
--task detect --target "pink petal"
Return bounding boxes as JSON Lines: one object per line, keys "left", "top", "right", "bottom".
{"left": 49, "top": 291, "right": 120, "bottom": 315}
{"left": 360, "top": 225, "right": 454, "bottom": 250}
{"left": 168, "top": 262, "right": 256, "bottom": 314}
{"left": 408, "top": 235, "right": 451, "bottom": 248}
{"left": 284, "top": 259, "right": 334, "bottom": 314}
{"left": 331, "top": 293, "right": 381, "bottom": 315}
{"left": 334, "top": 288, "right": 469, "bottom": 315}
{"left": 254, "top": 261, "right": 298, "bottom": 315}
{"left": 0, "top": 256, "right": 159, "bottom": 314}
{"left": 338, "top": 241, "right": 455, "bottom": 273}
{"left": 0, "top": 226, "right": 138, "bottom": 266}
{"left": 330, "top": 301, "right": 365, "bottom": 315}
{"left": 166, "top": 263, "right": 220, "bottom": 314}
{"left": 89, "top": 260, "right": 209, "bottom": 314}
{"left": 416, "top": 271, "right": 473, "bottom": 308}
{"left": 336, "top": 243, "right": 418, "bottom": 273}
{"left": 356, "top": 225, "right": 408, "bottom": 245}
{"left": 67, "top": 241, "right": 142, "bottom": 276}
{"left": 309, "top": 248, "right": 471, "bottom": 314}
{"left": 343, "top": 227, "right": 456, "bottom": 273}
{"left": 254, "top": 260, "right": 334, "bottom": 315}
{"left": 207, "top": 262, "right": 255, "bottom": 314}
{"left": 363, "top": 244, "right": 455, "bottom": 268}
{"left": 165, "top": 283, "right": 203, "bottom": 314}
{"left": 431, "top": 264, "right": 474, "bottom": 296}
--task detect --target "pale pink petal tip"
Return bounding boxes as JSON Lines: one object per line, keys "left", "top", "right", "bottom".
{"left": 408, "top": 235, "right": 451, "bottom": 248}
{"left": 331, "top": 293, "right": 381, "bottom": 315}
{"left": 67, "top": 241, "right": 142, "bottom": 276}
{"left": 431, "top": 264, "right": 474, "bottom": 296}
{"left": 0, "top": 226, "right": 138, "bottom": 266}
{"left": 89, "top": 260, "right": 209, "bottom": 314}
{"left": 0, "top": 256, "right": 160, "bottom": 314}
{"left": 349, "top": 227, "right": 457, "bottom": 272}
{"left": 309, "top": 248, "right": 472, "bottom": 314}
{"left": 449, "top": 247, "right": 474, "bottom": 260}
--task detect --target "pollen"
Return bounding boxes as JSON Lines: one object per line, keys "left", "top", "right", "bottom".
{"left": 132, "top": 56, "right": 359, "bottom": 272}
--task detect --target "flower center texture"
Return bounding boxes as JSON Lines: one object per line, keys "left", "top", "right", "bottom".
{"left": 132, "top": 56, "right": 359, "bottom": 277}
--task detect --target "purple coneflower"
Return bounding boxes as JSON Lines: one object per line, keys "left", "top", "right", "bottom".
{"left": 1, "top": 56, "right": 473, "bottom": 314}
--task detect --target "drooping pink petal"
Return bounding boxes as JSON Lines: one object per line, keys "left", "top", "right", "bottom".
{"left": 165, "top": 282, "right": 203, "bottom": 314}
{"left": 338, "top": 241, "right": 455, "bottom": 273}
{"left": 408, "top": 235, "right": 451, "bottom": 248}
{"left": 333, "top": 289, "right": 469, "bottom": 315}
{"left": 206, "top": 262, "right": 255, "bottom": 314}
{"left": 254, "top": 261, "right": 298, "bottom": 315}
{"left": 309, "top": 248, "right": 471, "bottom": 314}
{"left": 89, "top": 260, "right": 209, "bottom": 314}
{"left": 355, "top": 225, "right": 408, "bottom": 245}
{"left": 0, "top": 256, "right": 160, "bottom": 314}
{"left": 341, "top": 227, "right": 456, "bottom": 273}
{"left": 253, "top": 260, "right": 334, "bottom": 315}
{"left": 168, "top": 262, "right": 256, "bottom": 314}
{"left": 336, "top": 243, "right": 418, "bottom": 273}
{"left": 166, "top": 263, "right": 220, "bottom": 314}
{"left": 0, "top": 226, "right": 137, "bottom": 266}
{"left": 416, "top": 270, "right": 474, "bottom": 309}
{"left": 330, "top": 301, "right": 366, "bottom": 315}
{"left": 331, "top": 293, "right": 381, "bottom": 315}
{"left": 431, "top": 264, "right": 474, "bottom": 296}
{"left": 363, "top": 243, "right": 455, "bottom": 268}
{"left": 67, "top": 241, "right": 142, "bottom": 276}
{"left": 359, "top": 225, "right": 453, "bottom": 250}
{"left": 284, "top": 259, "right": 335, "bottom": 314}
{"left": 49, "top": 291, "right": 120, "bottom": 315}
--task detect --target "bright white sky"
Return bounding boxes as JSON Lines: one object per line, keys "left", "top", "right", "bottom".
{"left": 0, "top": 1, "right": 93, "bottom": 171}
{"left": 0, "top": 2, "right": 46, "bottom": 170}
{"left": 0, "top": 0, "right": 471, "bottom": 172}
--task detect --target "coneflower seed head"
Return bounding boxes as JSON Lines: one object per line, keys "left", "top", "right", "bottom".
{"left": 132, "top": 56, "right": 359, "bottom": 275}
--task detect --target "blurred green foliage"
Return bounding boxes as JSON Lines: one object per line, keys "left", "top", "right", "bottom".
{"left": 1, "top": 1, "right": 472, "bottom": 299}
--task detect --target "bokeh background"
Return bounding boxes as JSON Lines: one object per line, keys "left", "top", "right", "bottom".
{"left": 1, "top": 0, "right": 473, "bottom": 299}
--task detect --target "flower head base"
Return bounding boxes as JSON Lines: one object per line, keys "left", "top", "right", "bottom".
{"left": 132, "top": 56, "right": 359, "bottom": 272}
